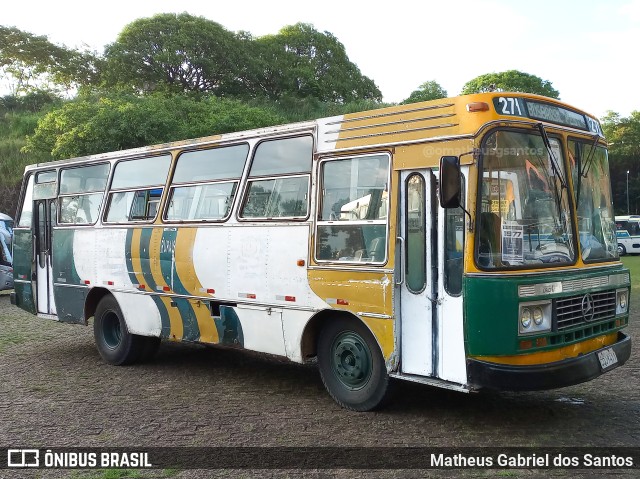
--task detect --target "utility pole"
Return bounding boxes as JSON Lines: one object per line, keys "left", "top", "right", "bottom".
{"left": 627, "top": 170, "right": 630, "bottom": 215}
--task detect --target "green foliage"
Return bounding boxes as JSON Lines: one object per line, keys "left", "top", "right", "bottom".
{"left": 101, "top": 17, "right": 382, "bottom": 103}
{"left": 0, "top": 101, "right": 50, "bottom": 187}
{"left": 401, "top": 80, "right": 447, "bottom": 104}
{"left": 250, "top": 23, "right": 382, "bottom": 103}
{"left": 461, "top": 70, "right": 560, "bottom": 99}
{"left": 103, "top": 13, "right": 246, "bottom": 95}
{"left": 249, "top": 96, "right": 392, "bottom": 123}
{"left": 603, "top": 111, "right": 640, "bottom": 158}
{"left": 0, "top": 26, "right": 97, "bottom": 94}
{"left": 23, "top": 94, "right": 285, "bottom": 159}
{"left": 1, "top": 90, "right": 62, "bottom": 115}
{"left": 601, "top": 111, "right": 640, "bottom": 214}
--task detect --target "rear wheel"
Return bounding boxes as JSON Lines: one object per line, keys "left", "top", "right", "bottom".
{"left": 317, "top": 318, "right": 391, "bottom": 411}
{"left": 93, "top": 295, "right": 143, "bottom": 365}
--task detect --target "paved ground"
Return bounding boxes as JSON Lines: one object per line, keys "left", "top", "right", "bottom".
{"left": 0, "top": 288, "right": 638, "bottom": 479}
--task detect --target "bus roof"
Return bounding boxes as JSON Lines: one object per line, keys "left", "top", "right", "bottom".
{"left": 22, "top": 92, "right": 604, "bottom": 173}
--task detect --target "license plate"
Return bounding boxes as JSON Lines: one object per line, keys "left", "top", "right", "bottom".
{"left": 597, "top": 348, "right": 618, "bottom": 370}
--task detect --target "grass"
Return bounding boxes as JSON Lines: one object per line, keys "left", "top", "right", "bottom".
{"left": 620, "top": 255, "right": 640, "bottom": 290}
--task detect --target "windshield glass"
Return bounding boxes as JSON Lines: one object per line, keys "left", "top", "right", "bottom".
{"left": 477, "top": 130, "right": 575, "bottom": 269}
{"left": 569, "top": 140, "right": 617, "bottom": 261}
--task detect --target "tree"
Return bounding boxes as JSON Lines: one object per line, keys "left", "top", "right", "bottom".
{"left": 0, "top": 26, "right": 68, "bottom": 94}
{"left": 103, "top": 13, "right": 247, "bottom": 95}
{"left": 23, "top": 94, "right": 284, "bottom": 159}
{"left": 251, "top": 23, "right": 382, "bottom": 103}
{"left": 602, "top": 111, "right": 640, "bottom": 214}
{"left": 401, "top": 81, "right": 447, "bottom": 104}
{"left": 0, "top": 26, "right": 99, "bottom": 95}
{"left": 461, "top": 70, "right": 560, "bottom": 99}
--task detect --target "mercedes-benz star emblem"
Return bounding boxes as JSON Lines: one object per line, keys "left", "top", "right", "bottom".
{"left": 581, "top": 293, "right": 595, "bottom": 322}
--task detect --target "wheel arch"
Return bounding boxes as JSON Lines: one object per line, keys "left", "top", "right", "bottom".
{"left": 84, "top": 287, "right": 114, "bottom": 324}
{"left": 300, "top": 309, "right": 385, "bottom": 362}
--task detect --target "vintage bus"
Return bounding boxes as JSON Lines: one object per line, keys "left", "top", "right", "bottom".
{"left": 615, "top": 215, "right": 640, "bottom": 255}
{"left": 11, "top": 92, "right": 631, "bottom": 411}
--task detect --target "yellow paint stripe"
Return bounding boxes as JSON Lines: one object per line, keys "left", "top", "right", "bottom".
{"left": 149, "top": 227, "right": 168, "bottom": 290}
{"left": 471, "top": 333, "right": 618, "bottom": 366}
{"left": 190, "top": 299, "right": 219, "bottom": 344}
{"left": 158, "top": 295, "right": 183, "bottom": 341}
{"left": 175, "top": 228, "right": 205, "bottom": 296}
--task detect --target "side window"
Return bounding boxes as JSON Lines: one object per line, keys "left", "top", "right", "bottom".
{"left": 166, "top": 144, "right": 248, "bottom": 221}
{"left": 444, "top": 178, "right": 465, "bottom": 295}
{"left": 105, "top": 155, "right": 171, "bottom": 223}
{"left": 240, "top": 136, "right": 312, "bottom": 219}
{"left": 17, "top": 175, "right": 35, "bottom": 228}
{"left": 59, "top": 163, "right": 110, "bottom": 225}
{"left": 316, "top": 154, "right": 390, "bottom": 263}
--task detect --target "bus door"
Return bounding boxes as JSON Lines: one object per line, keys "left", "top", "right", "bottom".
{"left": 397, "top": 170, "right": 437, "bottom": 376}
{"left": 35, "top": 199, "right": 57, "bottom": 316}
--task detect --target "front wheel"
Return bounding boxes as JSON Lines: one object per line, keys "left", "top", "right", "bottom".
{"left": 317, "top": 318, "right": 391, "bottom": 411}
{"left": 93, "top": 295, "right": 143, "bottom": 365}
{"left": 618, "top": 243, "right": 627, "bottom": 256}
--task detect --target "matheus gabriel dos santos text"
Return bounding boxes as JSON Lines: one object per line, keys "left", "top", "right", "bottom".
{"left": 432, "top": 453, "right": 634, "bottom": 468}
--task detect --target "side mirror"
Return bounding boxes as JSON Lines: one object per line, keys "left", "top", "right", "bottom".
{"left": 439, "top": 156, "right": 461, "bottom": 209}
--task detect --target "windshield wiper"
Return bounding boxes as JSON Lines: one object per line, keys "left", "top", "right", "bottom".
{"left": 580, "top": 134, "right": 600, "bottom": 178}
{"left": 537, "top": 123, "right": 568, "bottom": 232}
{"left": 575, "top": 134, "right": 600, "bottom": 207}
{"left": 537, "top": 123, "right": 567, "bottom": 189}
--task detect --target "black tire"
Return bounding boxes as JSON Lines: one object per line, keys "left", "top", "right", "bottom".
{"left": 618, "top": 243, "right": 627, "bottom": 256}
{"left": 317, "top": 318, "right": 391, "bottom": 411}
{"left": 93, "top": 295, "right": 143, "bottom": 365}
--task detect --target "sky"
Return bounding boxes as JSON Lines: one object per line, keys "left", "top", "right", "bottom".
{"left": 2, "top": 0, "right": 639, "bottom": 119}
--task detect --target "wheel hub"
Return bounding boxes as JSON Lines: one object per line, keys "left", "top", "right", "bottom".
{"left": 332, "top": 332, "right": 372, "bottom": 389}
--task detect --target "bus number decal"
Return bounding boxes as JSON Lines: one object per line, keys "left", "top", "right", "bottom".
{"left": 497, "top": 97, "right": 523, "bottom": 116}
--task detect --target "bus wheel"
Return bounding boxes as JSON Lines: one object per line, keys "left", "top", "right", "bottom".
{"left": 317, "top": 318, "right": 390, "bottom": 411}
{"left": 93, "top": 295, "right": 142, "bottom": 366}
{"left": 618, "top": 244, "right": 627, "bottom": 256}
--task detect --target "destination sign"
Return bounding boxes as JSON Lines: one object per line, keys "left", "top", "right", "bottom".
{"left": 492, "top": 97, "right": 603, "bottom": 136}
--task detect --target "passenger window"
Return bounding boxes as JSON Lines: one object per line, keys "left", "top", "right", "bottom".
{"left": 240, "top": 136, "right": 312, "bottom": 220}
{"left": 105, "top": 155, "right": 171, "bottom": 223}
{"left": 59, "top": 163, "right": 110, "bottom": 225}
{"left": 316, "top": 154, "right": 390, "bottom": 263}
{"left": 17, "top": 175, "right": 35, "bottom": 227}
{"left": 166, "top": 144, "right": 248, "bottom": 222}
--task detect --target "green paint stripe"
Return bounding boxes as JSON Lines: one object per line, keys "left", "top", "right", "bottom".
{"left": 138, "top": 227, "right": 160, "bottom": 292}
{"left": 176, "top": 299, "right": 200, "bottom": 342}
{"left": 125, "top": 229, "right": 138, "bottom": 285}
{"left": 153, "top": 296, "right": 172, "bottom": 338}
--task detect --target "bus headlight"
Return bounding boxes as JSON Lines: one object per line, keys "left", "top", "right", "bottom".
{"left": 616, "top": 289, "right": 629, "bottom": 315}
{"left": 521, "top": 308, "right": 532, "bottom": 329}
{"left": 533, "top": 307, "right": 544, "bottom": 325}
{"left": 519, "top": 301, "right": 552, "bottom": 335}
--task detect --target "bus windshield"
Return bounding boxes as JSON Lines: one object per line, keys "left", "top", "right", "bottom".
{"left": 478, "top": 130, "right": 575, "bottom": 269}
{"left": 570, "top": 140, "right": 618, "bottom": 261}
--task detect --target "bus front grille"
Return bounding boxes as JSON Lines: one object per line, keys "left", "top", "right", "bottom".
{"left": 554, "top": 290, "right": 617, "bottom": 331}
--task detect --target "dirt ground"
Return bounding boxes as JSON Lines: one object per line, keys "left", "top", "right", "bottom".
{"left": 0, "top": 289, "right": 638, "bottom": 479}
